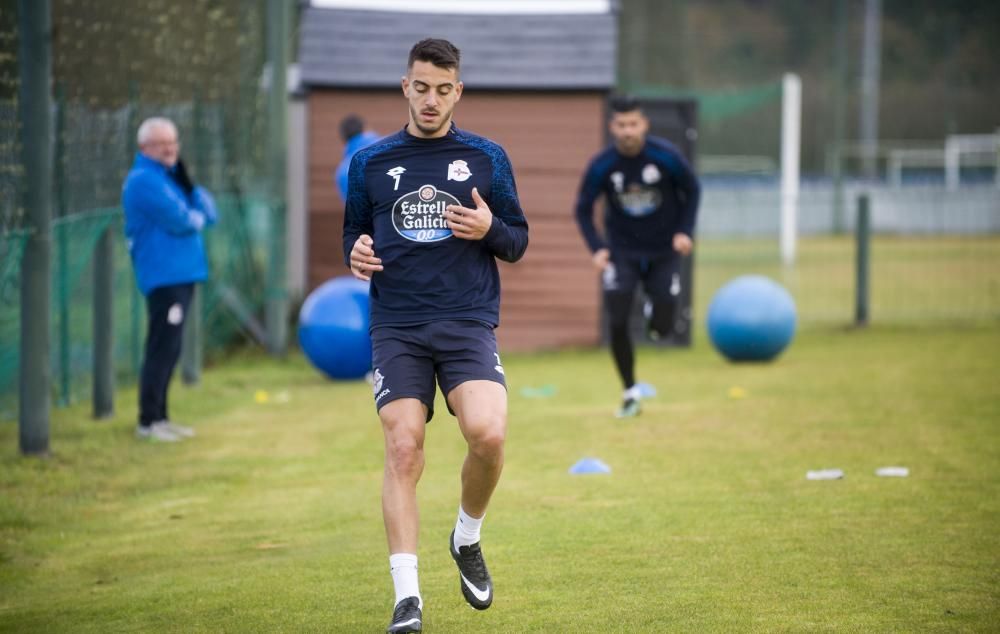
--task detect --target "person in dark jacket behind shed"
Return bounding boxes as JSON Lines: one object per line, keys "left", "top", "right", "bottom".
{"left": 123, "top": 117, "right": 217, "bottom": 442}
{"left": 334, "top": 114, "right": 381, "bottom": 202}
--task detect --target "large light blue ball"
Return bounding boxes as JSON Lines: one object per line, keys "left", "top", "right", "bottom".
{"left": 707, "top": 275, "right": 797, "bottom": 362}
{"left": 298, "top": 276, "right": 371, "bottom": 380}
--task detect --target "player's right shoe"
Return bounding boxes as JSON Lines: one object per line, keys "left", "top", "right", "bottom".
{"left": 386, "top": 596, "right": 422, "bottom": 633}
{"left": 449, "top": 530, "right": 493, "bottom": 610}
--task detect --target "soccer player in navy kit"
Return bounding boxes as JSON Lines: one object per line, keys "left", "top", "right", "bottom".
{"left": 575, "top": 95, "right": 700, "bottom": 419}
{"left": 344, "top": 39, "right": 528, "bottom": 633}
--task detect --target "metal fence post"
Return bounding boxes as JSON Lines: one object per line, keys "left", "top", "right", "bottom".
{"left": 54, "top": 84, "right": 70, "bottom": 406}
{"left": 17, "top": 0, "right": 53, "bottom": 455}
{"left": 93, "top": 223, "right": 114, "bottom": 417}
{"left": 265, "top": 0, "right": 289, "bottom": 357}
{"left": 855, "top": 194, "right": 871, "bottom": 326}
{"left": 180, "top": 94, "right": 204, "bottom": 385}
{"left": 127, "top": 82, "right": 143, "bottom": 379}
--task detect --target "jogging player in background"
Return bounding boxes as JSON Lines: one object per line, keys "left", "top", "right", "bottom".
{"left": 574, "top": 95, "right": 701, "bottom": 418}
{"left": 343, "top": 38, "right": 528, "bottom": 633}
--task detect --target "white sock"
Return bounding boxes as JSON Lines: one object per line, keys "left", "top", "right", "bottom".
{"left": 623, "top": 385, "right": 642, "bottom": 401}
{"left": 453, "top": 506, "right": 484, "bottom": 549}
{"left": 389, "top": 553, "right": 421, "bottom": 609}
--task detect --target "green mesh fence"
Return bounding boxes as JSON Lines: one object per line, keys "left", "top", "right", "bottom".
{"left": 0, "top": 229, "right": 28, "bottom": 417}
{"left": 633, "top": 80, "right": 783, "bottom": 125}
{"left": 1, "top": 0, "right": 273, "bottom": 421}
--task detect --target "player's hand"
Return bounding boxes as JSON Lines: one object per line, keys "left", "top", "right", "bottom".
{"left": 592, "top": 248, "right": 610, "bottom": 271}
{"left": 445, "top": 187, "right": 493, "bottom": 240}
{"left": 350, "top": 234, "right": 382, "bottom": 281}
{"left": 673, "top": 233, "right": 693, "bottom": 256}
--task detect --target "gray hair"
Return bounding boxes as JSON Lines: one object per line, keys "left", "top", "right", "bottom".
{"left": 136, "top": 117, "right": 177, "bottom": 146}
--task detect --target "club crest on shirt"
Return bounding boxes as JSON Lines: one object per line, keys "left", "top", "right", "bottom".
{"left": 642, "top": 163, "right": 661, "bottom": 184}
{"left": 392, "top": 184, "right": 458, "bottom": 242}
{"left": 447, "top": 160, "right": 472, "bottom": 182}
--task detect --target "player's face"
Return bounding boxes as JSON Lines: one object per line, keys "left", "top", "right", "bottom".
{"left": 140, "top": 124, "right": 180, "bottom": 168}
{"left": 609, "top": 110, "right": 649, "bottom": 157}
{"left": 402, "top": 61, "right": 463, "bottom": 138}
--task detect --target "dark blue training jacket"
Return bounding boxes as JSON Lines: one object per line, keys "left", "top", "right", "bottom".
{"left": 343, "top": 124, "right": 529, "bottom": 329}
{"left": 575, "top": 136, "right": 700, "bottom": 258}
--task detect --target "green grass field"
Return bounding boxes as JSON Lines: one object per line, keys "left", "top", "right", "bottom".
{"left": 2, "top": 323, "right": 998, "bottom": 632}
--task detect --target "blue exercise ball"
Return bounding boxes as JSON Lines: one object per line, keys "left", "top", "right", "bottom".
{"left": 707, "top": 275, "right": 797, "bottom": 362}
{"left": 298, "top": 276, "right": 372, "bottom": 380}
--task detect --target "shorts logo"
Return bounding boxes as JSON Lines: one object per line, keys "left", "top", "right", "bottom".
{"left": 602, "top": 263, "right": 619, "bottom": 291}
{"left": 372, "top": 368, "right": 384, "bottom": 394}
{"left": 447, "top": 160, "right": 472, "bottom": 182}
{"left": 375, "top": 388, "right": 391, "bottom": 402}
{"left": 167, "top": 303, "right": 184, "bottom": 325}
{"left": 493, "top": 352, "right": 504, "bottom": 376}
{"left": 392, "top": 184, "right": 458, "bottom": 242}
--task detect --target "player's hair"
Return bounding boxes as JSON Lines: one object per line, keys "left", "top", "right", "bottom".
{"left": 136, "top": 117, "right": 177, "bottom": 146}
{"left": 407, "top": 38, "right": 461, "bottom": 72}
{"left": 339, "top": 114, "right": 364, "bottom": 143}
{"left": 609, "top": 94, "right": 642, "bottom": 114}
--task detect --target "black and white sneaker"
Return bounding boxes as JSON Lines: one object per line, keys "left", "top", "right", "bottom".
{"left": 449, "top": 530, "right": 493, "bottom": 610}
{"left": 386, "top": 596, "right": 421, "bottom": 633}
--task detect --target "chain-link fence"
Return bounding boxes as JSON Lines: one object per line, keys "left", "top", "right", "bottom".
{"left": 1, "top": 0, "right": 276, "bottom": 420}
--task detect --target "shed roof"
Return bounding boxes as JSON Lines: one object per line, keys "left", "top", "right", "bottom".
{"left": 298, "top": 6, "right": 617, "bottom": 91}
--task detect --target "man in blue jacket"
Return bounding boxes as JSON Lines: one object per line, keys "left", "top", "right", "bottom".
{"left": 122, "top": 117, "right": 217, "bottom": 442}
{"left": 334, "top": 114, "right": 380, "bottom": 202}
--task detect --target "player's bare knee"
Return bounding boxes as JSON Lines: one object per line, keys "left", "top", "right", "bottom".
{"left": 465, "top": 420, "right": 506, "bottom": 459}
{"left": 385, "top": 437, "right": 424, "bottom": 476}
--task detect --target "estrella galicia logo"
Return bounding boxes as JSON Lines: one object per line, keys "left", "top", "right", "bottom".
{"left": 392, "top": 184, "right": 458, "bottom": 242}
{"left": 617, "top": 184, "right": 662, "bottom": 217}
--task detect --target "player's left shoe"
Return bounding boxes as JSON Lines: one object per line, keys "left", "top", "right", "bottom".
{"left": 615, "top": 397, "right": 641, "bottom": 418}
{"left": 615, "top": 385, "right": 643, "bottom": 418}
{"left": 449, "top": 530, "right": 493, "bottom": 610}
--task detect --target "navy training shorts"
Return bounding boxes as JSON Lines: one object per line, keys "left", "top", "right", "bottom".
{"left": 602, "top": 251, "right": 682, "bottom": 301}
{"left": 369, "top": 320, "right": 507, "bottom": 422}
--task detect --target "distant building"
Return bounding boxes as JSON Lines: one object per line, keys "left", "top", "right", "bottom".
{"left": 297, "top": 0, "right": 618, "bottom": 351}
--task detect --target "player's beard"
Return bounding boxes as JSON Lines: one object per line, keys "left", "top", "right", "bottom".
{"left": 409, "top": 103, "right": 453, "bottom": 137}
{"left": 615, "top": 135, "right": 643, "bottom": 157}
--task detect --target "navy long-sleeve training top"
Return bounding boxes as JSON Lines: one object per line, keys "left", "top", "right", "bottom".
{"left": 575, "top": 136, "right": 700, "bottom": 258}
{"left": 343, "top": 124, "right": 529, "bottom": 329}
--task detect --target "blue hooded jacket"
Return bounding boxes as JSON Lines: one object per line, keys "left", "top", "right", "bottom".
{"left": 335, "top": 130, "right": 381, "bottom": 202}
{"left": 122, "top": 153, "right": 218, "bottom": 295}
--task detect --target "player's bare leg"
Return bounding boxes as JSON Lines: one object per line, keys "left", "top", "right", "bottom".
{"left": 446, "top": 380, "right": 507, "bottom": 609}
{"left": 379, "top": 398, "right": 428, "bottom": 631}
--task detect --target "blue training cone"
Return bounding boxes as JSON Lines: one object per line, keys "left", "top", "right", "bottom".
{"left": 634, "top": 382, "right": 657, "bottom": 398}
{"left": 569, "top": 457, "right": 612, "bottom": 475}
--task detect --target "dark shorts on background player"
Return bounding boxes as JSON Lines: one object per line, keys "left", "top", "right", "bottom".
{"left": 602, "top": 251, "right": 681, "bottom": 301}
{"left": 370, "top": 320, "right": 507, "bottom": 422}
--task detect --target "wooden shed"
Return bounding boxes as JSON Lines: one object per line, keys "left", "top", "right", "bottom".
{"left": 297, "top": 1, "right": 618, "bottom": 351}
